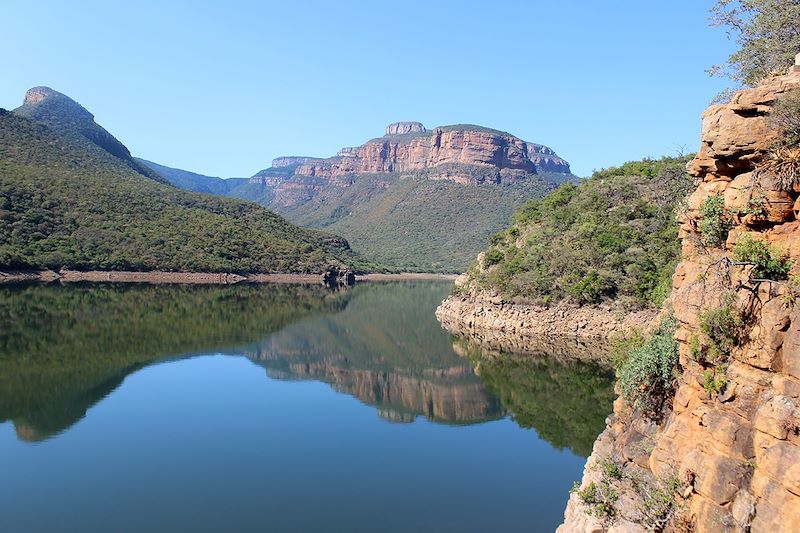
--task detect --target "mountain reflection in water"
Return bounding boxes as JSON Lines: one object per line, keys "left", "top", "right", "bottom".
{"left": 0, "top": 281, "right": 613, "bottom": 456}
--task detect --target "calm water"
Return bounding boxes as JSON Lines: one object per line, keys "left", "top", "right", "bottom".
{"left": 0, "top": 281, "right": 614, "bottom": 532}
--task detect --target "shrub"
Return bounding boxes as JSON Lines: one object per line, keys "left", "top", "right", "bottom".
{"left": 695, "top": 298, "right": 744, "bottom": 364}
{"left": 489, "top": 232, "right": 505, "bottom": 246}
{"left": 703, "top": 367, "right": 729, "bottom": 397}
{"left": 733, "top": 236, "right": 792, "bottom": 280}
{"left": 598, "top": 457, "right": 624, "bottom": 481}
{"left": 760, "top": 146, "right": 800, "bottom": 192}
{"left": 618, "top": 316, "right": 680, "bottom": 417}
{"left": 568, "top": 269, "right": 613, "bottom": 304}
{"left": 630, "top": 473, "right": 686, "bottom": 531}
{"left": 609, "top": 328, "right": 647, "bottom": 370}
{"left": 700, "top": 299, "right": 743, "bottom": 355}
{"left": 698, "top": 195, "right": 732, "bottom": 247}
{"left": 484, "top": 249, "right": 504, "bottom": 267}
{"left": 572, "top": 458, "right": 622, "bottom": 521}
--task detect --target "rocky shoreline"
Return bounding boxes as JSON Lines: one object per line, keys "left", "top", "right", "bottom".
{"left": 0, "top": 269, "right": 457, "bottom": 285}
{"left": 436, "top": 292, "right": 658, "bottom": 341}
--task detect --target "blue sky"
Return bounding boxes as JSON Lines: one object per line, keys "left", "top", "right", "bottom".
{"left": 0, "top": 0, "right": 735, "bottom": 178}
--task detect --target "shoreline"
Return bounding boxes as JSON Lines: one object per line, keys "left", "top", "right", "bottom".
{"left": 436, "top": 293, "right": 659, "bottom": 341}
{"left": 0, "top": 269, "right": 457, "bottom": 285}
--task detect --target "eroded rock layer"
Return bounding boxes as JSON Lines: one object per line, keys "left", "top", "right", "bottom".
{"left": 250, "top": 122, "right": 571, "bottom": 196}
{"left": 560, "top": 62, "right": 800, "bottom": 532}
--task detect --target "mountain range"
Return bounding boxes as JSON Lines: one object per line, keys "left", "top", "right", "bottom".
{"left": 141, "top": 121, "right": 576, "bottom": 271}
{"left": 1, "top": 86, "right": 576, "bottom": 274}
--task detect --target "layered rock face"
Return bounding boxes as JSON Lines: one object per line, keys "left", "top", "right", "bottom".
{"left": 560, "top": 62, "right": 800, "bottom": 532}
{"left": 250, "top": 122, "right": 571, "bottom": 189}
{"left": 436, "top": 288, "right": 657, "bottom": 343}
{"left": 385, "top": 121, "right": 426, "bottom": 135}
{"left": 287, "top": 126, "right": 554, "bottom": 180}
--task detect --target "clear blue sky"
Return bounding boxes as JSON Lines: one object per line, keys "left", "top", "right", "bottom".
{"left": 0, "top": 0, "right": 735, "bottom": 178}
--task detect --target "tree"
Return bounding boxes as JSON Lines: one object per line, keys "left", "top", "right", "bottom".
{"left": 709, "top": 0, "right": 800, "bottom": 87}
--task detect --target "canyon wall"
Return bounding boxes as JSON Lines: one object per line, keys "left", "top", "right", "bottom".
{"left": 251, "top": 122, "right": 571, "bottom": 187}
{"left": 559, "top": 60, "right": 800, "bottom": 532}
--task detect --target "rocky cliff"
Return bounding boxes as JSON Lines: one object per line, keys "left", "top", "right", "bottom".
{"left": 250, "top": 122, "right": 571, "bottom": 191}
{"left": 559, "top": 59, "right": 800, "bottom": 532}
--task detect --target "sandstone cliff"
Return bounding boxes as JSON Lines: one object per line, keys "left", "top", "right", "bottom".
{"left": 559, "top": 59, "right": 800, "bottom": 532}
{"left": 249, "top": 122, "right": 572, "bottom": 195}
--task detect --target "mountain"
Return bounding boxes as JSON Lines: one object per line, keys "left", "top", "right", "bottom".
{"left": 14, "top": 86, "right": 164, "bottom": 183}
{"left": 135, "top": 158, "right": 249, "bottom": 195}
{"left": 229, "top": 121, "right": 577, "bottom": 271}
{"left": 0, "top": 88, "right": 368, "bottom": 273}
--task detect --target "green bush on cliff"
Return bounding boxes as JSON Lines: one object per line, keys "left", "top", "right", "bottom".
{"left": 698, "top": 195, "right": 732, "bottom": 248}
{"left": 693, "top": 297, "right": 745, "bottom": 364}
{"left": 733, "top": 235, "right": 792, "bottom": 280}
{"left": 473, "top": 155, "right": 693, "bottom": 307}
{"left": 618, "top": 316, "right": 680, "bottom": 417}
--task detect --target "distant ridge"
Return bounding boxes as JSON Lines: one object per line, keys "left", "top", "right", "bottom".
{"left": 136, "top": 158, "right": 248, "bottom": 195}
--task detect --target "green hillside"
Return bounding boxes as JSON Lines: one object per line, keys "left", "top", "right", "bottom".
{"left": 466, "top": 156, "right": 694, "bottom": 308}
{"left": 0, "top": 108, "right": 368, "bottom": 273}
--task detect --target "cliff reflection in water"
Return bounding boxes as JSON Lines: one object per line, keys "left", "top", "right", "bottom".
{"left": 245, "top": 282, "right": 503, "bottom": 425}
{"left": 0, "top": 281, "right": 614, "bottom": 456}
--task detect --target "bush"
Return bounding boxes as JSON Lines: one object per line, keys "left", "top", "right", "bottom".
{"left": 568, "top": 269, "right": 613, "bottom": 304}
{"left": 696, "top": 299, "right": 744, "bottom": 364}
{"left": 760, "top": 146, "right": 800, "bottom": 192}
{"left": 484, "top": 249, "right": 504, "bottom": 266}
{"left": 699, "top": 195, "right": 732, "bottom": 247}
{"left": 703, "top": 367, "right": 729, "bottom": 397}
{"left": 769, "top": 89, "right": 800, "bottom": 146}
{"left": 618, "top": 316, "right": 680, "bottom": 417}
{"left": 733, "top": 235, "right": 792, "bottom": 280}
{"left": 609, "top": 328, "right": 647, "bottom": 370}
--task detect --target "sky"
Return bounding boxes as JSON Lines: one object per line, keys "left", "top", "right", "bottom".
{"left": 0, "top": 0, "right": 736, "bottom": 178}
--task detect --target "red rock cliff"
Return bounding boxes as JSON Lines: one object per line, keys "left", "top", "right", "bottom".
{"left": 252, "top": 122, "right": 571, "bottom": 186}
{"left": 560, "top": 60, "right": 800, "bottom": 532}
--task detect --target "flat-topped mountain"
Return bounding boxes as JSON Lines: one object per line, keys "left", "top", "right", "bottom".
{"left": 226, "top": 122, "right": 576, "bottom": 271}
{"left": 251, "top": 121, "right": 571, "bottom": 188}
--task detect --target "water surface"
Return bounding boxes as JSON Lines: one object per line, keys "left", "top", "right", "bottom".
{"left": 0, "top": 281, "right": 614, "bottom": 532}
